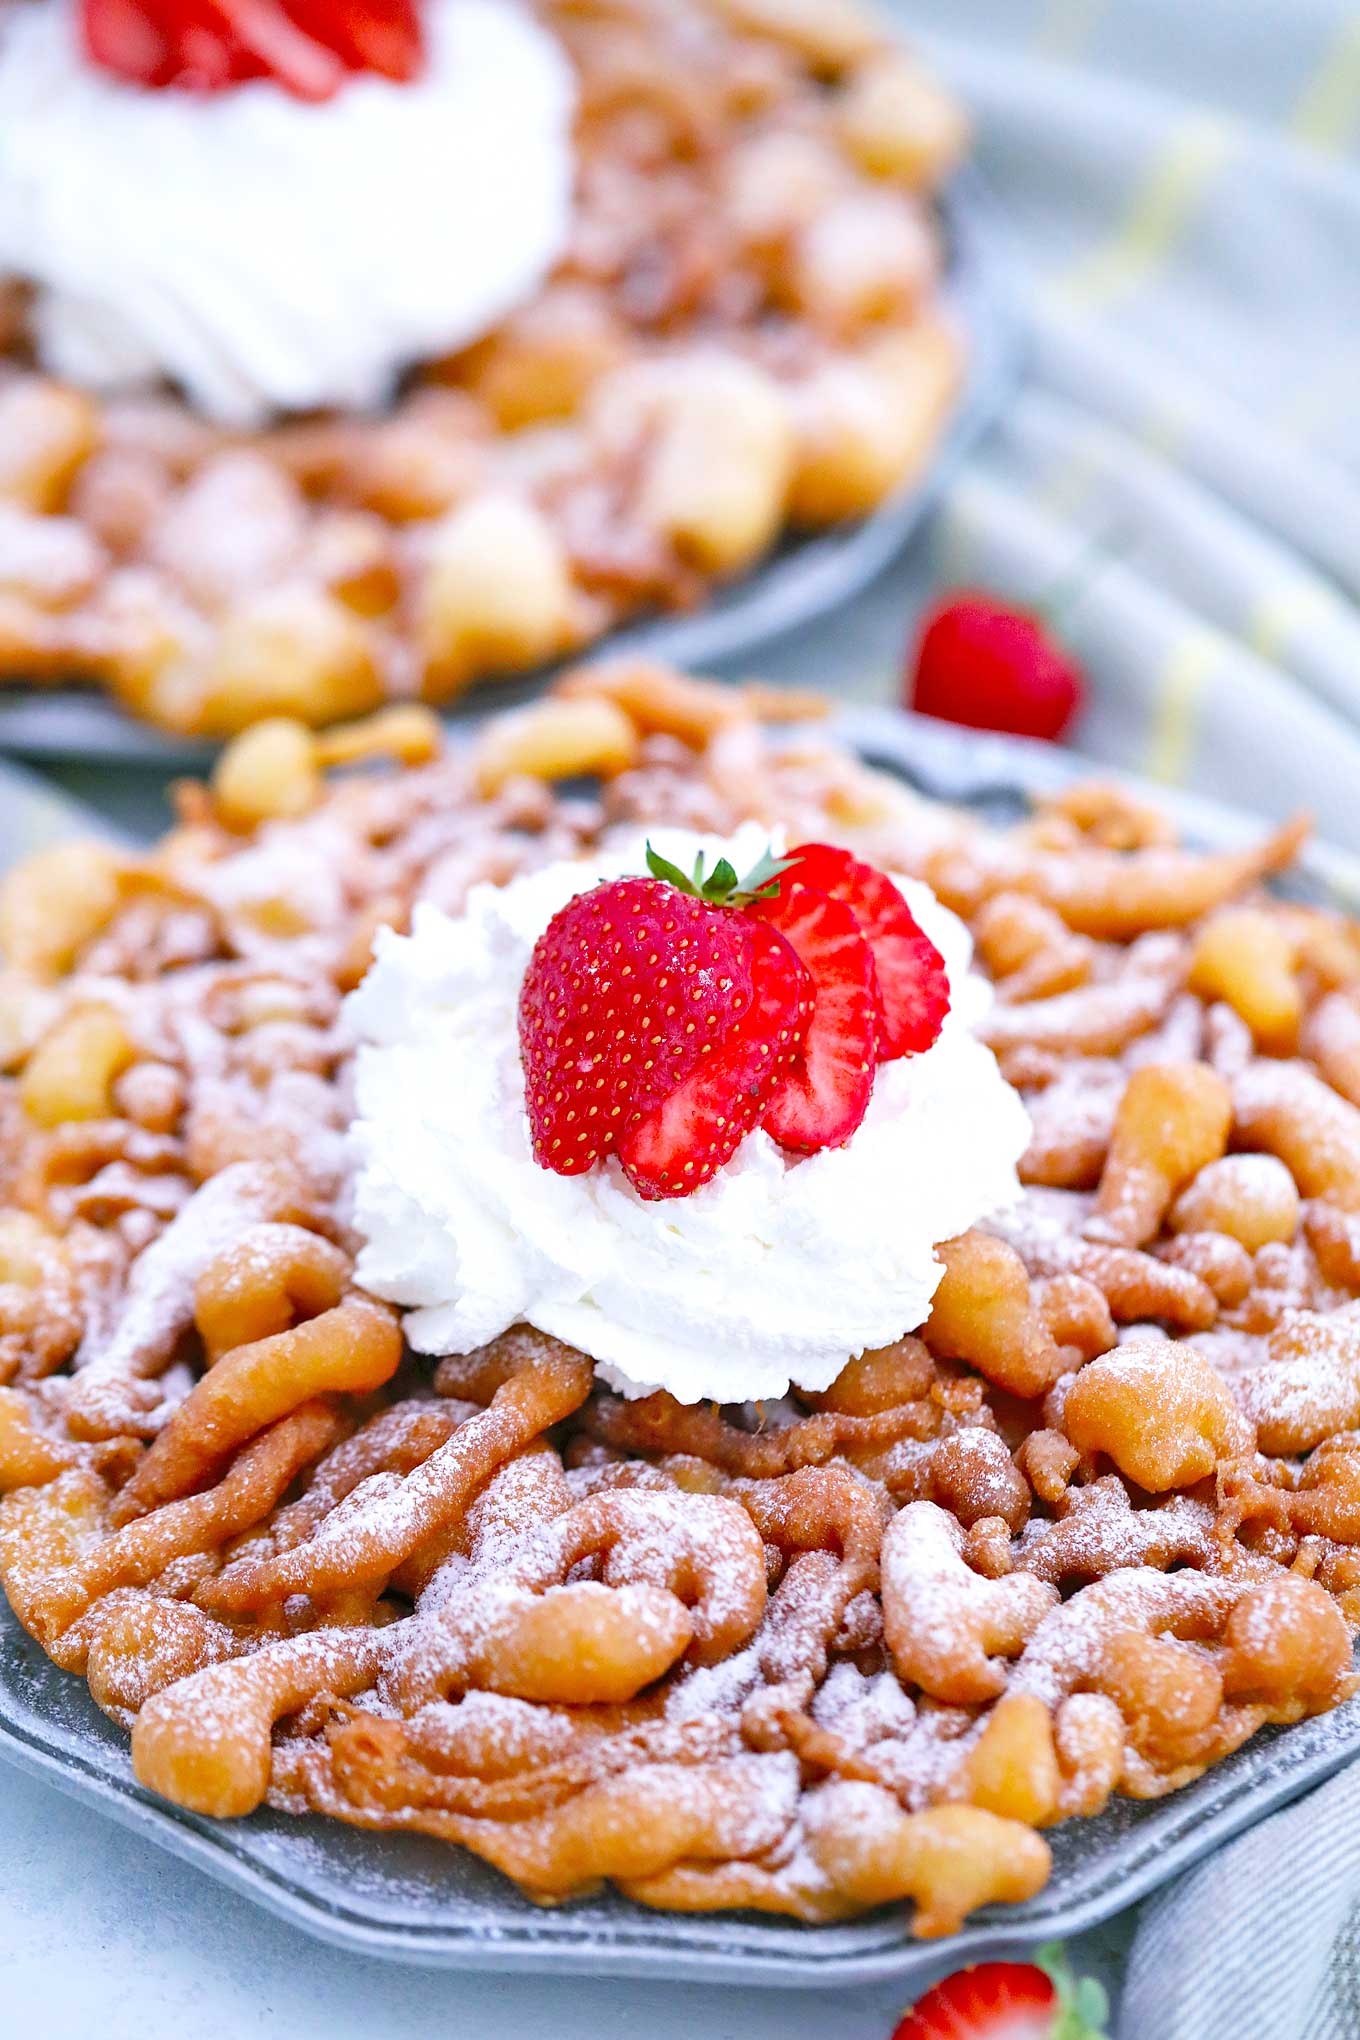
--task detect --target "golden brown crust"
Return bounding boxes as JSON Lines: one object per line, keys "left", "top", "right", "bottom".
{"left": 0, "top": 0, "right": 964, "bottom": 737}
{"left": 0, "top": 662, "right": 1358, "bottom": 1938}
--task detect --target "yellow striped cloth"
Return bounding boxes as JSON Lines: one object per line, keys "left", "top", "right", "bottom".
{"left": 752, "top": 0, "right": 1360, "bottom": 847}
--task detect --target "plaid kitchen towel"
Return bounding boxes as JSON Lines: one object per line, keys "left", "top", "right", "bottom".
{"left": 751, "top": 0, "right": 1360, "bottom": 852}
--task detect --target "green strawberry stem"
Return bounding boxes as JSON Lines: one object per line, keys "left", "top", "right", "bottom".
{"left": 644, "top": 840, "right": 796, "bottom": 908}
{"left": 1036, "top": 1942, "right": 1111, "bottom": 2039}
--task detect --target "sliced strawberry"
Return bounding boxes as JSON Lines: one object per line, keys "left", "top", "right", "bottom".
{"left": 749, "top": 877, "right": 879, "bottom": 1151}
{"left": 282, "top": 0, "right": 423, "bottom": 80}
{"left": 206, "top": 0, "right": 346, "bottom": 98}
{"left": 80, "top": 0, "right": 178, "bottom": 86}
{"left": 782, "top": 842, "right": 950, "bottom": 1061}
{"left": 79, "top": 0, "right": 425, "bottom": 96}
{"left": 617, "top": 921, "right": 811, "bottom": 1199}
{"left": 892, "top": 1950, "right": 1108, "bottom": 2040}
{"left": 891, "top": 1962, "right": 1056, "bottom": 2040}
{"left": 519, "top": 876, "right": 756, "bottom": 1178}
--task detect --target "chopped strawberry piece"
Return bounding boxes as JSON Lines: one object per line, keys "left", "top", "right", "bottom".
{"left": 909, "top": 595, "right": 1086, "bottom": 744}
{"left": 518, "top": 876, "right": 756, "bottom": 1178}
{"left": 618, "top": 921, "right": 811, "bottom": 1199}
{"left": 892, "top": 1948, "right": 1108, "bottom": 2040}
{"left": 782, "top": 842, "right": 949, "bottom": 1060}
{"left": 749, "top": 876, "right": 880, "bottom": 1151}
{"left": 891, "top": 1961, "right": 1057, "bottom": 2040}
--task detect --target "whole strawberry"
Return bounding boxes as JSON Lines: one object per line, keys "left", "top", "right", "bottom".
{"left": 908, "top": 594, "right": 1086, "bottom": 743}
{"left": 518, "top": 864, "right": 759, "bottom": 1180}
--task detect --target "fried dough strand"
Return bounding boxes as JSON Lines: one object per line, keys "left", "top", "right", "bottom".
{"left": 0, "top": 660, "right": 1356, "bottom": 1943}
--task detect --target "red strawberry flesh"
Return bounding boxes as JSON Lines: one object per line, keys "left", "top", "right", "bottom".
{"left": 618, "top": 921, "right": 811, "bottom": 1199}
{"left": 519, "top": 876, "right": 756, "bottom": 1178}
{"left": 281, "top": 0, "right": 423, "bottom": 80}
{"left": 909, "top": 595, "right": 1085, "bottom": 744}
{"left": 782, "top": 841, "right": 949, "bottom": 1060}
{"left": 81, "top": 0, "right": 178, "bottom": 85}
{"left": 198, "top": 0, "right": 346, "bottom": 98}
{"left": 79, "top": 0, "right": 426, "bottom": 97}
{"left": 749, "top": 877, "right": 880, "bottom": 1151}
{"left": 891, "top": 1960, "right": 1058, "bottom": 2040}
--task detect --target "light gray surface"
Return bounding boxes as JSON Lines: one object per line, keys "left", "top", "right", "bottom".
{"left": 0, "top": 1757, "right": 1138, "bottom": 2036}
{"left": 0, "top": 1761, "right": 947, "bottom": 2040}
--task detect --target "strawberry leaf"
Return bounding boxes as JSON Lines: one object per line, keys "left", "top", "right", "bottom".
{"left": 731, "top": 844, "right": 797, "bottom": 903}
{"left": 643, "top": 840, "right": 797, "bottom": 908}
{"left": 1037, "top": 1943, "right": 1110, "bottom": 2039}
{"left": 644, "top": 843, "right": 701, "bottom": 893}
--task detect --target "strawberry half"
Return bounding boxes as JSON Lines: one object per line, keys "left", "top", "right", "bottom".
{"left": 518, "top": 871, "right": 757, "bottom": 1178}
{"left": 892, "top": 1949, "right": 1108, "bottom": 2040}
{"left": 618, "top": 919, "right": 811, "bottom": 1198}
{"left": 782, "top": 842, "right": 949, "bottom": 1060}
{"left": 749, "top": 875, "right": 880, "bottom": 1151}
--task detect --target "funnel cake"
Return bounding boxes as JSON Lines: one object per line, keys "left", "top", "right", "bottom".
{"left": 1, "top": 661, "right": 1358, "bottom": 1939}
{"left": 0, "top": 0, "right": 965, "bottom": 737}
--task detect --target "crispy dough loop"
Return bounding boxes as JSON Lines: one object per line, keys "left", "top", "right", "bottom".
{"left": 0, "top": 1401, "right": 343, "bottom": 1653}
{"left": 625, "top": 1788, "right": 1052, "bottom": 1937}
{"left": 84, "top": 1590, "right": 243, "bottom": 1726}
{"left": 581, "top": 1383, "right": 940, "bottom": 1475}
{"left": 926, "top": 815, "right": 1309, "bottom": 938}
{"left": 1236, "top": 1302, "right": 1360, "bottom": 1454}
{"left": 0, "top": 1384, "right": 112, "bottom": 1492}
{"left": 4, "top": 649, "right": 1360, "bottom": 1940}
{"left": 387, "top": 1487, "right": 767, "bottom": 1712}
{"left": 1233, "top": 1059, "right": 1360, "bottom": 1212}
{"left": 132, "top": 1624, "right": 391, "bottom": 1817}
{"left": 198, "top": 1333, "right": 593, "bottom": 1613}
{"left": 111, "top": 1289, "right": 400, "bottom": 1526}
{"left": 922, "top": 1232, "right": 1068, "bottom": 1398}
{"left": 881, "top": 1501, "right": 1057, "bottom": 1703}
{"left": 1005, "top": 1568, "right": 1356, "bottom": 1798}
{"left": 192, "top": 1222, "right": 351, "bottom": 1362}
{"left": 63, "top": 1161, "right": 317, "bottom": 1442}
{"left": 1087, "top": 1063, "right": 1232, "bottom": 1248}
{"left": 1062, "top": 1339, "right": 1253, "bottom": 1491}
{"left": 997, "top": 1210, "right": 1220, "bottom": 1332}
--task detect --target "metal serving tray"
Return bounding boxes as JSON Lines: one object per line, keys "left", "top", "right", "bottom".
{"left": 0, "top": 172, "right": 1020, "bottom": 768}
{"left": 1, "top": 711, "right": 1359, "bottom": 1986}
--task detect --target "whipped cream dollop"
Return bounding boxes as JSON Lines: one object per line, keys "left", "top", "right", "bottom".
{"left": 346, "top": 828, "right": 1031, "bottom": 1405}
{"left": 0, "top": 0, "right": 575, "bottom": 424}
